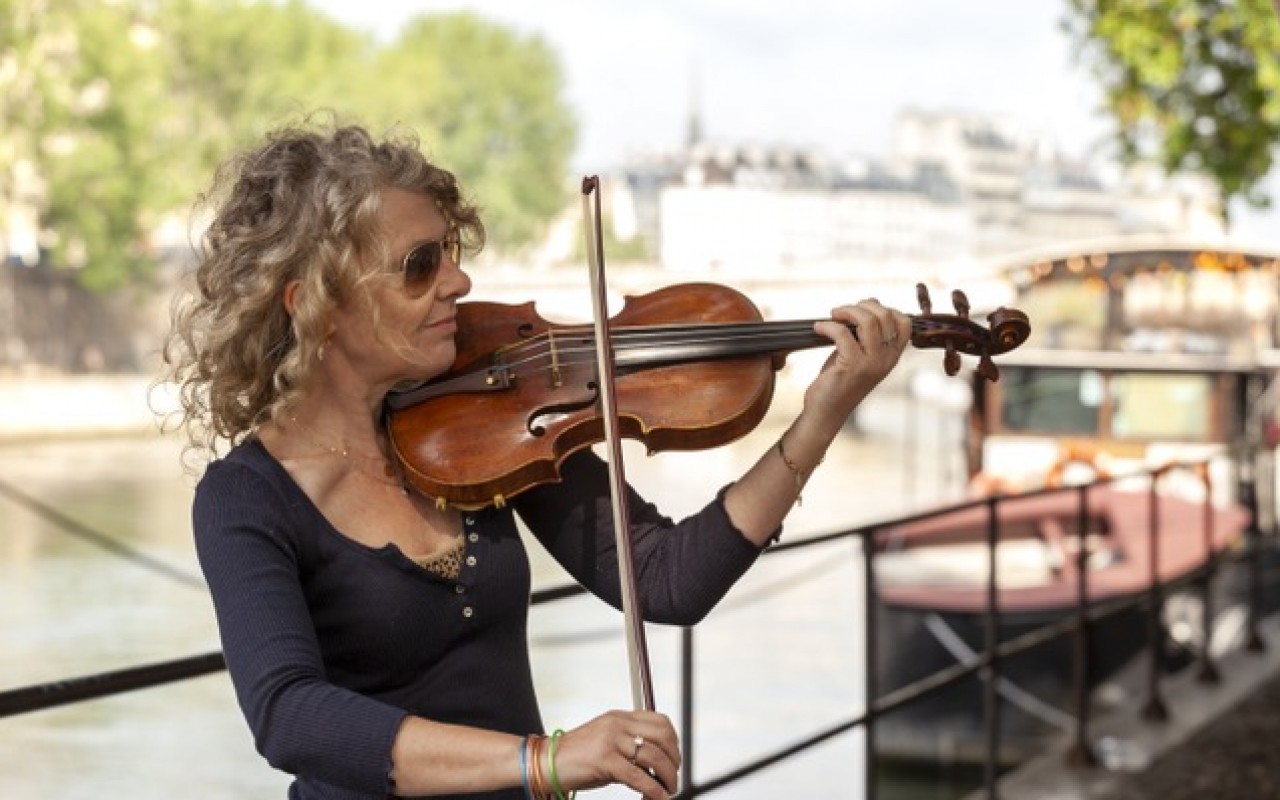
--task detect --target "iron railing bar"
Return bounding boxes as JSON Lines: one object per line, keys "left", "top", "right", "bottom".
{"left": 0, "top": 477, "right": 206, "bottom": 589}
{"left": 675, "top": 715, "right": 864, "bottom": 797}
{"left": 0, "top": 652, "right": 225, "bottom": 718}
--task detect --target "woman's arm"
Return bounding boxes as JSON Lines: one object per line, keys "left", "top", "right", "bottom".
{"left": 194, "top": 460, "right": 408, "bottom": 794}
{"left": 723, "top": 299, "right": 911, "bottom": 545}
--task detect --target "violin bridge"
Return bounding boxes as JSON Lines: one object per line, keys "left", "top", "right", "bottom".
{"left": 548, "top": 329, "right": 563, "bottom": 388}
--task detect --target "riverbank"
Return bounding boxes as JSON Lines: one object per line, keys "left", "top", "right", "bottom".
{"left": 973, "top": 599, "right": 1280, "bottom": 799}
{"left": 0, "top": 374, "right": 168, "bottom": 441}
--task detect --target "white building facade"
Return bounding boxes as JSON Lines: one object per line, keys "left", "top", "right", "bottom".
{"left": 625, "top": 109, "right": 1226, "bottom": 282}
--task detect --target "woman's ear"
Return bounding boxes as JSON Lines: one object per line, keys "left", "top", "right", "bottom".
{"left": 282, "top": 280, "right": 301, "bottom": 317}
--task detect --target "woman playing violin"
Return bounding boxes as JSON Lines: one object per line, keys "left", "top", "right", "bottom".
{"left": 162, "top": 119, "right": 911, "bottom": 800}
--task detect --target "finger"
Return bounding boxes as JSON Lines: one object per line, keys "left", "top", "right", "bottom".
{"left": 623, "top": 760, "right": 675, "bottom": 800}
{"left": 855, "top": 301, "right": 900, "bottom": 348}
{"left": 626, "top": 734, "right": 680, "bottom": 795}
{"left": 891, "top": 310, "right": 912, "bottom": 353}
{"left": 629, "top": 711, "right": 681, "bottom": 768}
{"left": 857, "top": 305, "right": 906, "bottom": 354}
{"left": 822, "top": 305, "right": 874, "bottom": 356}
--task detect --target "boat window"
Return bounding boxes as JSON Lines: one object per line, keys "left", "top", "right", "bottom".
{"left": 999, "top": 367, "right": 1102, "bottom": 434}
{"left": 1017, "top": 281, "right": 1106, "bottom": 349}
{"left": 1110, "top": 373, "right": 1212, "bottom": 439}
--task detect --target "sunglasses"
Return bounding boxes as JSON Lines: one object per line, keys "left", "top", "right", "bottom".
{"left": 401, "top": 228, "right": 461, "bottom": 294}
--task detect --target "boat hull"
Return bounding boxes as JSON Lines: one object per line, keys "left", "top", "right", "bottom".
{"left": 871, "top": 596, "right": 1153, "bottom": 765}
{"left": 868, "top": 486, "right": 1248, "bottom": 765}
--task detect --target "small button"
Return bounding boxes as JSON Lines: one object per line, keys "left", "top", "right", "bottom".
{"left": 454, "top": 584, "right": 465, "bottom": 594}
{"left": 468, "top": 532, "right": 479, "bottom": 543}
{"left": 465, "top": 516, "right": 475, "bottom": 526}
{"left": 465, "top": 555, "right": 477, "bottom": 567}
{"left": 462, "top": 606, "right": 474, "bottom": 618}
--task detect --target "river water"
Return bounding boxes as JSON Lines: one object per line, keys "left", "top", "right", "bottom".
{"left": 0, "top": 365, "right": 968, "bottom": 799}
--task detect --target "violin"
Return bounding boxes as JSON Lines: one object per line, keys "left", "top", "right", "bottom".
{"left": 385, "top": 281, "right": 1030, "bottom": 510}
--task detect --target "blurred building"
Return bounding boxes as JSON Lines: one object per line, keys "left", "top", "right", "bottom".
{"left": 614, "top": 108, "right": 1225, "bottom": 278}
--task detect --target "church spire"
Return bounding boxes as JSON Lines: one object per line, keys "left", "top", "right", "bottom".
{"left": 686, "top": 61, "right": 704, "bottom": 150}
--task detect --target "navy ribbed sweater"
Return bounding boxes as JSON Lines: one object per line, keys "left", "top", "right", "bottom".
{"left": 193, "top": 438, "right": 762, "bottom": 799}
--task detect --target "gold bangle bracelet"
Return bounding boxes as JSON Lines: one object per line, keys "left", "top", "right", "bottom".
{"left": 777, "top": 437, "right": 822, "bottom": 506}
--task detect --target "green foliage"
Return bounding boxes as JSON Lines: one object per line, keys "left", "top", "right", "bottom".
{"left": 354, "top": 12, "right": 578, "bottom": 251}
{"left": 1064, "top": 0, "right": 1280, "bottom": 221}
{"left": 41, "top": 3, "right": 175, "bottom": 291}
{"left": 152, "top": 0, "right": 368, "bottom": 205}
{"left": 0, "top": 1, "right": 578, "bottom": 292}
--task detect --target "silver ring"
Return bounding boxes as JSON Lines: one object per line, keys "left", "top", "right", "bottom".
{"left": 629, "top": 735, "right": 645, "bottom": 764}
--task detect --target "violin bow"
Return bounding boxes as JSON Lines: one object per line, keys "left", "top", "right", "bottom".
{"left": 582, "top": 176, "right": 657, "bottom": 713}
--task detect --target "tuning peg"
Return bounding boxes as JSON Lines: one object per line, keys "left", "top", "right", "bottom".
{"left": 951, "top": 289, "right": 970, "bottom": 319}
{"left": 916, "top": 283, "right": 933, "bottom": 315}
{"left": 944, "top": 344, "right": 960, "bottom": 376}
{"left": 977, "top": 354, "right": 999, "bottom": 382}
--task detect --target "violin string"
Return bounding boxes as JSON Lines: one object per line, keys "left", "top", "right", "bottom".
{"left": 493, "top": 313, "right": 947, "bottom": 372}
{"left": 494, "top": 322, "right": 814, "bottom": 365}
{"left": 496, "top": 321, "right": 827, "bottom": 364}
{"left": 493, "top": 321, "right": 838, "bottom": 380}
{"left": 485, "top": 315, "right": 986, "bottom": 390}
{"left": 487, "top": 315, "right": 979, "bottom": 384}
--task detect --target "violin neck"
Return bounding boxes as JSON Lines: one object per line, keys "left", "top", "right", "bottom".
{"left": 613, "top": 318, "right": 924, "bottom": 370}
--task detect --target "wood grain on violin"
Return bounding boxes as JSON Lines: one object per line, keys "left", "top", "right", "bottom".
{"left": 385, "top": 282, "right": 1030, "bottom": 509}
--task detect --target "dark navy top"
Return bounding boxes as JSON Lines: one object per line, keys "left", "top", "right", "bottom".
{"left": 193, "top": 438, "right": 763, "bottom": 799}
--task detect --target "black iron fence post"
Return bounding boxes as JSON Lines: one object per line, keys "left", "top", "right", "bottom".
{"left": 863, "top": 528, "right": 879, "bottom": 800}
{"left": 680, "top": 625, "right": 694, "bottom": 796}
{"left": 1244, "top": 472, "right": 1268, "bottom": 652}
{"left": 982, "top": 495, "right": 1002, "bottom": 799}
{"left": 1142, "top": 473, "right": 1170, "bottom": 721}
{"left": 1067, "top": 483, "right": 1098, "bottom": 767}
{"left": 1195, "top": 464, "right": 1221, "bottom": 684}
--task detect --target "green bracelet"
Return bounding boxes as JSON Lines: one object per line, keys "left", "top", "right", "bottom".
{"left": 548, "top": 728, "right": 574, "bottom": 800}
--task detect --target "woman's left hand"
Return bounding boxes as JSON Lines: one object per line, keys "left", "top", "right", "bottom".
{"left": 804, "top": 298, "right": 911, "bottom": 425}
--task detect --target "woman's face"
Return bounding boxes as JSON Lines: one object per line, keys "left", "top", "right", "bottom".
{"left": 326, "top": 187, "right": 472, "bottom": 388}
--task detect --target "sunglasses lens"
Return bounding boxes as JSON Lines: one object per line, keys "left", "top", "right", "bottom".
{"left": 403, "top": 242, "right": 442, "bottom": 289}
{"left": 401, "top": 232, "right": 460, "bottom": 293}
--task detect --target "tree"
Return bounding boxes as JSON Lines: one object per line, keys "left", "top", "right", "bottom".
{"left": 1063, "top": 0, "right": 1280, "bottom": 224}
{"left": 355, "top": 12, "right": 578, "bottom": 251}
{"left": 0, "top": 1, "right": 168, "bottom": 291}
{"left": 151, "top": 0, "right": 368, "bottom": 209}
{"left": 1, "top": 2, "right": 578, "bottom": 297}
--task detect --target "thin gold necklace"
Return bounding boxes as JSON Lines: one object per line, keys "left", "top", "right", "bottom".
{"left": 288, "top": 415, "right": 411, "bottom": 495}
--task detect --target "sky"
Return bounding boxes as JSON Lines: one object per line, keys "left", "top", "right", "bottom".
{"left": 309, "top": 0, "right": 1280, "bottom": 243}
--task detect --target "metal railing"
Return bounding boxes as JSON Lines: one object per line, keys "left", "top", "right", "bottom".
{"left": 1, "top": 458, "right": 1274, "bottom": 799}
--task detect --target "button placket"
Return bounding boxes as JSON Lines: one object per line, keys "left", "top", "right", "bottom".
{"left": 457, "top": 516, "right": 477, "bottom": 620}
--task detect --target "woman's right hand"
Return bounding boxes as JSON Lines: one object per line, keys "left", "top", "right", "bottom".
{"left": 550, "top": 709, "right": 680, "bottom": 799}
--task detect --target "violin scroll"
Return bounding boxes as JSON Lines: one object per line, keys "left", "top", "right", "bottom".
{"left": 910, "top": 283, "right": 1031, "bottom": 382}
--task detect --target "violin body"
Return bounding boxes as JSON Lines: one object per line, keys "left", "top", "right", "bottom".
{"left": 387, "top": 283, "right": 779, "bottom": 509}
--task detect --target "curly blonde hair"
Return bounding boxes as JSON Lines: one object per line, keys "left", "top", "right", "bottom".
{"left": 159, "top": 118, "right": 484, "bottom": 463}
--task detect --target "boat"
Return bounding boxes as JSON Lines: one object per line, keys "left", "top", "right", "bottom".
{"left": 870, "top": 239, "right": 1280, "bottom": 764}
{"left": 871, "top": 484, "right": 1249, "bottom": 763}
